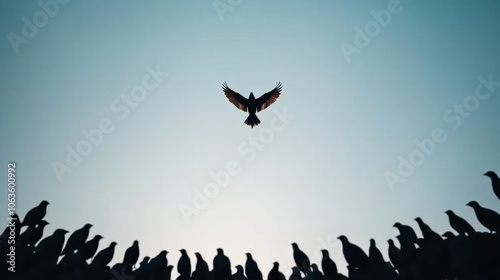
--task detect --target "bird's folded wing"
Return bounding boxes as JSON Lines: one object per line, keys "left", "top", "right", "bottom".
{"left": 223, "top": 82, "right": 248, "bottom": 112}
{"left": 256, "top": 82, "right": 282, "bottom": 112}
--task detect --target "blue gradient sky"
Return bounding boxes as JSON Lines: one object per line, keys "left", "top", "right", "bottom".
{"left": 1, "top": 0, "right": 500, "bottom": 276}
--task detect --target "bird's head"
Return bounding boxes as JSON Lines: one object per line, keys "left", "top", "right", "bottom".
{"left": 180, "top": 249, "right": 186, "bottom": 254}
{"left": 273, "top": 262, "right": 279, "bottom": 268}
{"left": 337, "top": 235, "right": 348, "bottom": 243}
{"left": 320, "top": 249, "right": 329, "bottom": 257}
{"left": 444, "top": 210, "right": 453, "bottom": 215}
{"left": 393, "top": 222, "right": 401, "bottom": 228}
{"left": 95, "top": 235, "right": 103, "bottom": 240}
{"left": 387, "top": 239, "right": 394, "bottom": 245}
{"left": 41, "top": 200, "right": 50, "bottom": 206}
{"left": 291, "top": 242, "right": 298, "bottom": 249}
{"left": 217, "top": 248, "right": 224, "bottom": 254}
{"left": 39, "top": 220, "right": 49, "bottom": 226}
{"left": 466, "top": 201, "right": 479, "bottom": 208}
{"left": 369, "top": 238, "right": 376, "bottom": 245}
{"left": 110, "top": 242, "right": 117, "bottom": 247}
{"left": 484, "top": 171, "right": 498, "bottom": 178}
{"left": 442, "top": 231, "right": 455, "bottom": 239}
{"left": 236, "top": 265, "right": 243, "bottom": 271}
{"left": 245, "top": 252, "right": 252, "bottom": 258}
{"left": 414, "top": 217, "right": 423, "bottom": 224}
{"left": 84, "top": 223, "right": 93, "bottom": 229}
{"left": 249, "top": 92, "right": 255, "bottom": 100}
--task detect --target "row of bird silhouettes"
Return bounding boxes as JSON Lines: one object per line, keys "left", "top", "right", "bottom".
{"left": 1, "top": 170, "right": 500, "bottom": 279}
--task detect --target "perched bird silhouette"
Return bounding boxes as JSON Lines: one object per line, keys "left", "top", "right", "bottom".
{"left": 149, "top": 250, "right": 169, "bottom": 280}
{"left": 393, "top": 222, "right": 418, "bottom": 244}
{"left": 223, "top": 82, "right": 282, "bottom": 128}
{"left": 368, "top": 238, "right": 385, "bottom": 273}
{"left": 414, "top": 217, "right": 443, "bottom": 244}
{"left": 33, "top": 228, "right": 68, "bottom": 264}
{"left": 123, "top": 240, "right": 140, "bottom": 271}
{"left": 178, "top": 249, "right": 192, "bottom": 280}
{"left": 291, "top": 242, "right": 311, "bottom": 275}
{"left": 484, "top": 171, "right": 500, "bottom": 200}
{"left": 213, "top": 248, "right": 232, "bottom": 280}
{"left": 245, "top": 252, "right": 263, "bottom": 280}
{"left": 444, "top": 210, "right": 476, "bottom": 236}
{"left": 387, "top": 239, "right": 401, "bottom": 270}
{"left": 21, "top": 200, "right": 49, "bottom": 227}
{"left": 308, "top": 264, "right": 324, "bottom": 280}
{"left": 77, "top": 234, "right": 103, "bottom": 260}
{"left": 193, "top": 252, "right": 210, "bottom": 280}
{"left": 337, "top": 235, "right": 369, "bottom": 271}
{"left": 232, "top": 265, "right": 248, "bottom": 280}
{"left": 19, "top": 220, "right": 49, "bottom": 247}
{"left": 268, "top": 262, "right": 286, "bottom": 280}
{"left": 289, "top": 267, "right": 302, "bottom": 280}
{"left": 61, "top": 223, "right": 93, "bottom": 255}
{"left": 91, "top": 241, "right": 117, "bottom": 267}
{"left": 320, "top": 250, "right": 338, "bottom": 280}
{"left": 467, "top": 200, "right": 500, "bottom": 233}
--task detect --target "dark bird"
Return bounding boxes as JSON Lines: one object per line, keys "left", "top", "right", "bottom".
{"left": 19, "top": 220, "right": 49, "bottom": 247}
{"left": 193, "top": 252, "right": 210, "bottom": 280}
{"left": 414, "top": 217, "right": 443, "bottom": 244}
{"left": 320, "top": 250, "right": 337, "bottom": 280}
{"left": 466, "top": 200, "right": 500, "bottom": 233}
{"left": 149, "top": 250, "right": 169, "bottom": 280}
{"left": 289, "top": 267, "right": 302, "bottom": 280}
{"left": 213, "top": 248, "right": 232, "bottom": 280}
{"left": 392, "top": 222, "right": 418, "bottom": 244}
{"left": 61, "top": 223, "right": 93, "bottom": 255}
{"left": 21, "top": 200, "right": 49, "bottom": 227}
{"left": 337, "top": 235, "right": 369, "bottom": 271}
{"left": 91, "top": 241, "right": 117, "bottom": 267}
{"left": 484, "top": 171, "right": 500, "bottom": 200}
{"left": 223, "top": 82, "right": 282, "bottom": 128}
{"left": 308, "top": 264, "right": 324, "bottom": 280}
{"left": 245, "top": 252, "right": 263, "bottom": 280}
{"left": 33, "top": 228, "right": 68, "bottom": 264}
{"left": 444, "top": 210, "right": 476, "bottom": 236}
{"left": 386, "top": 239, "right": 401, "bottom": 270}
{"left": 268, "top": 262, "right": 286, "bottom": 280}
{"left": 441, "top": 231, "right": 456, "bottom": 240}
{"left": 368, "top": 238, "right": 385, "bottom": 273}
{"left": 232, "top": 265, "right": 248, "bottom": 280}
{"left": 77, "top": 234, "right": 103, "bottom": 260}
{"left": 123, "top": 240, "right": 140, "bottom": 271}
{"left": 178, "top": 249, "right": 192, "bottom": 280}
{"left": 291, "top": 243, "right": 311, "bottom": 276}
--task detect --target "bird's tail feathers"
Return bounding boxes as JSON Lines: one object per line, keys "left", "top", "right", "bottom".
{"left": 245, "top": 114, "right": 260, "bottom": 128}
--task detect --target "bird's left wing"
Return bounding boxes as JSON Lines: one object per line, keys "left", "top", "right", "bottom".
{"left": 223, "top": 82, "right": 248, "bottom": 112}
{"left": 256, "top": 82, "right": 282, "bottom": 112}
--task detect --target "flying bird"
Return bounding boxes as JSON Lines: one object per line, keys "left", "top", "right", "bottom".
{"left": 223, "top": 82, "right": 282, "bottom": 128}
{"left": 484, "top": 171, "right": 500, "bottom": 200}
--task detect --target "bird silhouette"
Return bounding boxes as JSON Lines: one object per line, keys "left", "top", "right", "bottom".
{"left": 223, "top": 82, "right": 282, "bottom": 128}
{"left": 245, "top": 252, "right": 263, "bottom": 280}
{"left": 291, "top": 243, "right": 311, "bottom": 276}
{"left": 91, "top": 241, "right": 117, "bottom": 267}
{"left": 19, "top": 220, "right": 49, "bottom": 247}
{"left": 393, "top": 222, "right": 418, "bottom": 244}
{"left": 213, "top": 248, "right": 232, "bottom": 280}
{"left": 33, "top": 228, "right": 68, "bottom": 264}
{"left": 337, "top": 235, "right": 369, "bottom": 271}
{"left": 467, "top": 200, "right": 500, "bottom": 233}
{"left": 21, "top": 200, "right": 49, "bottom": 227}
{"left": 178, "top": 249, "right": 192, "bottom": 280}
{"left": 320, "top": 250, "right": 337, "bottom": 280}
{"left": 484, "top": 171, "right": 500, "bottom": 200}
{"left": 193, "top": 252, "right": 210, "bottom": 280}
{"left": 123, "top": 240, "right": 140, "bottom": 272}
{"left": 268, "top": 262, "right": 286, "bottom": 280}
{"left": 61, "top": 223, "right": 93, "bottom": 255}
{"left": 444, "top": 210, "right": 476, "bottom": 236}
{"left": 232, "top": 265, "right": 248, "bottom": 280}
{"left": 77, "top": 234, "right": 102, "bottom": 260}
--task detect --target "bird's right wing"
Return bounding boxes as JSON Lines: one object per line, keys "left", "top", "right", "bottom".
{"left": 223, "top": 82, "right": 248, "bottom": 112}
{"left": 256, "top": 82, "right": 282, "bottom": 112}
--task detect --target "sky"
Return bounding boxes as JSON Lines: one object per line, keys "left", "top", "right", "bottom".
{"left": 1, "top": 0, "right": 500, "bottom": 277}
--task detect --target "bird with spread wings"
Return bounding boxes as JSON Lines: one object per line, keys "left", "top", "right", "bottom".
{"left": 222, "top": 82, "right": 282, "bottom": 128}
